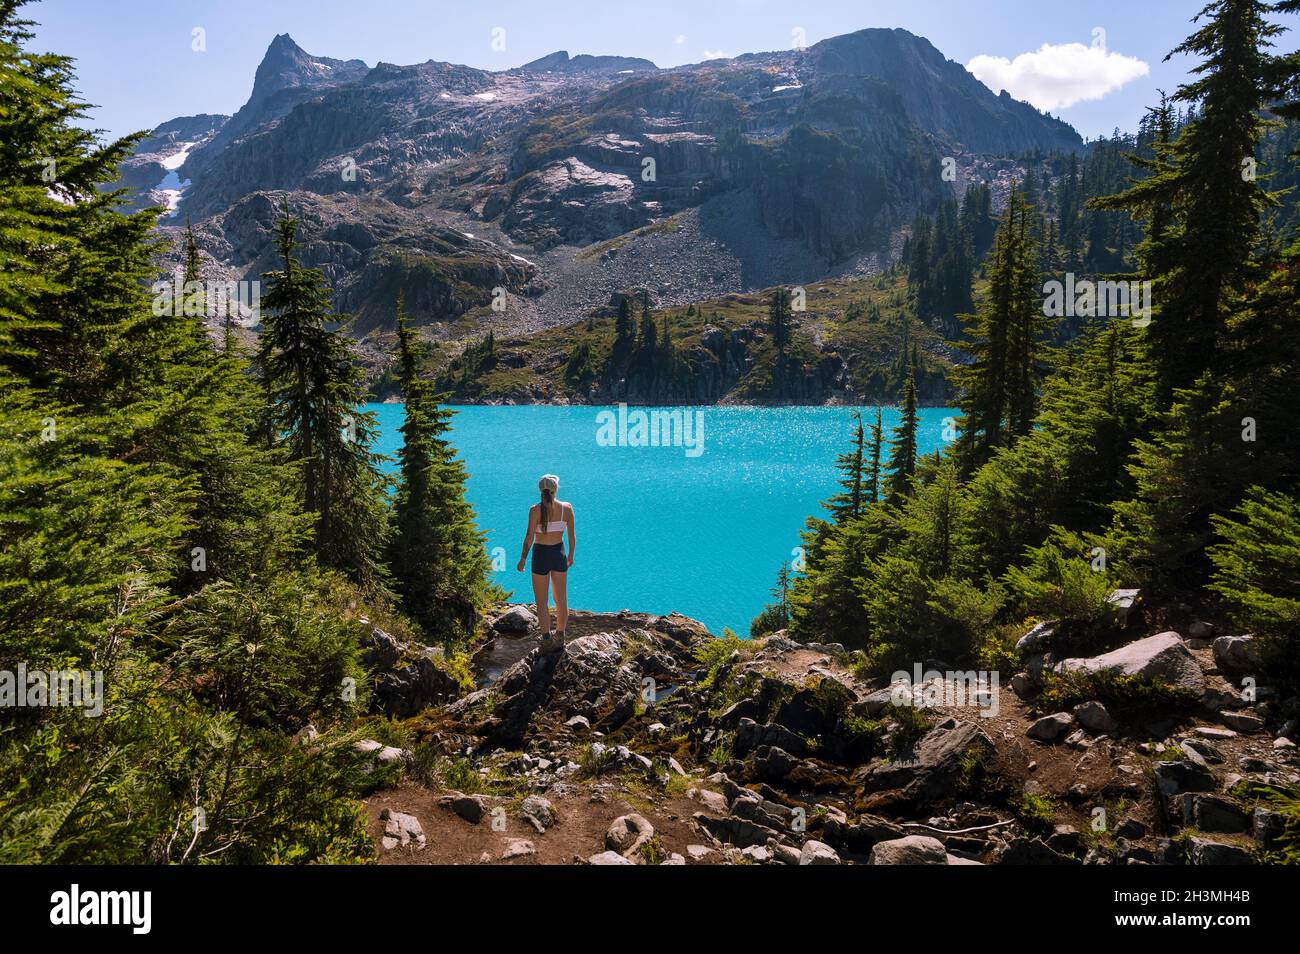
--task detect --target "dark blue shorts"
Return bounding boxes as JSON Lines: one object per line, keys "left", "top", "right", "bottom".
{"left": 531, "top": 542, "right": 567, "bottom": 575}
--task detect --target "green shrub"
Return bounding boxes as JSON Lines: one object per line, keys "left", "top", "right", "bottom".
{"left": 1038, "top": 668, "right": 1201, "bottom": 719}
{"left": 1004, "top": 527, "right": 1116, "bottom": 638}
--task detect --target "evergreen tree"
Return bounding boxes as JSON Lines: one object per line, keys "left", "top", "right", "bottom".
{"left": 387, "top": 295, "right": 495, "bottom": 641}
{"left": 1093, "top": 0, "right": 1287, "bottom": 404}
{"left": 614, "top": 295, "right": 633, "bottom": 344}
{"left": 826, "top": 411, "right": 866, "bottom": 523}
{"left": 0, "top": 2, "right": 376, "bottom": 863}
{"left": 768, "top": 287, "right": 792, "bottom": 393}
{"left": 255, "top": 201, "right": 389, "bottom": 588}
{"left": 885, "top": 355, "right": 920, "bottom": 499}
{"left": 865, "top": 406, "right": 884, "bottom": 505}
{"left": 955, "top": 189, "right": 1044, "bottom": 471}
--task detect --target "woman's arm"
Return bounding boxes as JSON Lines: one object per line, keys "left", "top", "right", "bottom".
{"left": 566, "top": 504, "right": 576, "bottom": 567}
{"left": 516, "top": 506, "right": 535, "bottom": 572}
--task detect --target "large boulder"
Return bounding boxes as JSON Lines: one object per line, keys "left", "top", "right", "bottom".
{"left": 480, "top": 631, "right": 643, "bottom": 748}
{"left": 1015, "top": 620, "right": 1056, "bottom": 654}
{"left": 1153, "top": 759, "right": 1217, "bottom": 797}
{"left": 1073, "top": 700, "right": 1119, "bottom": 733}
{"left": 379, "top": 809, "right": 426, "bottom": 851}
{"left": 606, "top": 813, "right": 655, "bottom": 858}
{"left": 798, "top": 840, "right": 841, "bottom": 865}
{"left": 1212, "top": 635, "right": 1259, "bottom": 676}
{"left": 492, "top": 604, "right": 537, "bottom": 633}
{"left": 1055, "top": 632, "right": 1206, "bottom": 694}
{"left": 867, "top": 835, "right": 948, "bottom": 865}
{"left": 1027, "top": 712, "right": 1075, "bottom": 742}
{"left": 733, "top": 718, "right": 809, "bottom": 758}
{"left": 363, "top": 629, "right": 464, "bottom": 717}
{"left": 856, "top": 718, "right": 994, "bottom": 805}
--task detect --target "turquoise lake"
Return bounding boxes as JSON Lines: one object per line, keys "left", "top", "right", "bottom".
{"left": 368, "top": 404, "right": 957, "bottom": 636}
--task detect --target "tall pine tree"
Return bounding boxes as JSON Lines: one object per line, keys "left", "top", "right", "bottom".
{"left": 387, "top": 295, "right": 495, "bottom": 642}
{"left": 255, "top": 201, "right": 389, "bottom": 588}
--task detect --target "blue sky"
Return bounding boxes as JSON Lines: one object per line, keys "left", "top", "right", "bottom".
{"left": 28, "top": 0, "right": 1290, "bottom": 143}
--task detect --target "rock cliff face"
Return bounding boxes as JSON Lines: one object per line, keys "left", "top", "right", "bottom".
{"left": 123, "top": 28, "right": 1081, "bottom": 343}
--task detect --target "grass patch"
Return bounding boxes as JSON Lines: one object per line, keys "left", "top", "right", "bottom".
{"left": 1018, "top": 791, "right": 1057, "bottom": 838}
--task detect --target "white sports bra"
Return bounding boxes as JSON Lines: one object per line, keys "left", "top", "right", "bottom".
{"left": 537, "top": 503, "right": 568, "bottom": 534}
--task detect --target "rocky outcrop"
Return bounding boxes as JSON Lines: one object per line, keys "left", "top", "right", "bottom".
{"left": 360, "top": 610, "right": 1296, "bottom": 867}
{"left": 1055, "top": 632, "right": 1207, "bottom": 694}
{"left": 856, "top": 717, "right": 994, "bottom": 805}
{"left": 362, "top": 626, "right": 464, "bottom": 718}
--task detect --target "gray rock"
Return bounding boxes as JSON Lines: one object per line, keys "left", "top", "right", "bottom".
{"left": 1073, "top": 701, "right": 1119, "bottom": 733}
{"left": 994, "top": 837, "right": 1075, "bottom": 865}
{"left": 1056, "top": 632, "right": 1206, "bottom": 694}
{"left": 1015, "top": 620, "right": 1056, "bottom": 654}
{"left": 379, "top": 809, "right": 426, "bottom": 851}
{"left": 773, "top": 843, "right": 802, "bottom": 865}
{"left": 856, "top": 717, "right": 994, "bottom": 804}
{"left": 439, "top": 792, "right": 487, "bottom": 824}
{"left": 693, "top": 812, "right": 778, "bottom": 849}
{"left": 686, "top": 844, "right": 717, "bottom": 860}
{"left": 733, "top": 718, "right": 809, "bottom": 757}
{"left": 867, "top": 835, "right": 948, "bottom": 865}
{"left": 1011, "top": 672, "right": 1034, "bottom": 699}
{"left": 1221, "top": 710, "right": 1265, "bottom": 733}
{"left": 1192, "top": 795, "right": 1249, "bottom": 834}
{"left": 520, "top": 795, "right": 555, "bottom": 833}
{"left": 751, "top": 745, "right": 800, "bottom": 782}
{"left": 1115, "top": 818, "right": 1148, "bottom": 840}
{"left": 1187, "top": 836, "right": 1254, "bottom": 865}
{"left": 606, "top": 813, "right": 654, "bottom": 857}
{"left": 688, "top": 787, "right": 729, "bottom": 813}
{"left": 355, "top": 739, "right": 411, "bottom": 766}
{"left": 492, "top": 604, "right": 537, "bottom": 633}
{"left": 740, "top": 845, "right": 772, "bottom": 863}
{"left": 859, "top": 687, "right": 897, "bottom": 716}
{"left": 1212, "top": 635, "right": 1259, "bottom": 675}
{"left": 1180, "top": 737, "right": 1225, "bottom": 764}
{"left": 1193, "top": 725, "right": 1238, "bottom": 741}
{"left": 1253, "top": 807, "right": 1287, "bottom": 849}
{"left": 564, "top": 715, "right": 591, "bottom": 731}
{"left": 798, "top": 840, "right": 841, "bottom": 865}
{"left": 587, "top": 849, "right": 633, "bottom": 865}
{"left": 1106, "top": 588, "right": 1141, "bottom": 627}
{"left": 1027, "top": 712, "right": 1076, "bottom": 742}
{"left": 1153, "top": 759, "right": 1217, "bottom": 797}
{"left": 501, "top": 838, "right": 535, "bottom": 860}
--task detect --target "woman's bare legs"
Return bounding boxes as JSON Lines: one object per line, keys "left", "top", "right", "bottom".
{"left": 531, "top": 572, "right": 551, "bottom": 634}
{"left": 551, "top": 570, "right": 568, "bottom": 636}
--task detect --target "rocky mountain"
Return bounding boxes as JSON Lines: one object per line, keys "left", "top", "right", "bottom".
{"left": 124, "top": 29, "right": 1081, "bottom": 348}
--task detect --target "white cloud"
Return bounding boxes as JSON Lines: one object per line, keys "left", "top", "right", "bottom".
{"left": 674, "top": 35, "right": 687, "bottom": 45}
{"left": 702, "top": 49, "right": 729, "bottom": 60}
{"left": 966, "top": 42, "right": 1149, "bottom": 111}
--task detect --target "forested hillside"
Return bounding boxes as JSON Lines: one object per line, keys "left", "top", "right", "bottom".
{"left": 0, "top": 0, "right": 493, "bottom": 862}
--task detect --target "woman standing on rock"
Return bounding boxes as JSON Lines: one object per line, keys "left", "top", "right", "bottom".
{"left": 517, "top": 474, "right": 575, "bottom": 652}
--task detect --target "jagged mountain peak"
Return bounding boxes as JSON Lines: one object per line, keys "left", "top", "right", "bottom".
{"left": 251, "top": 33, "right": 369, "bottom": 102}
